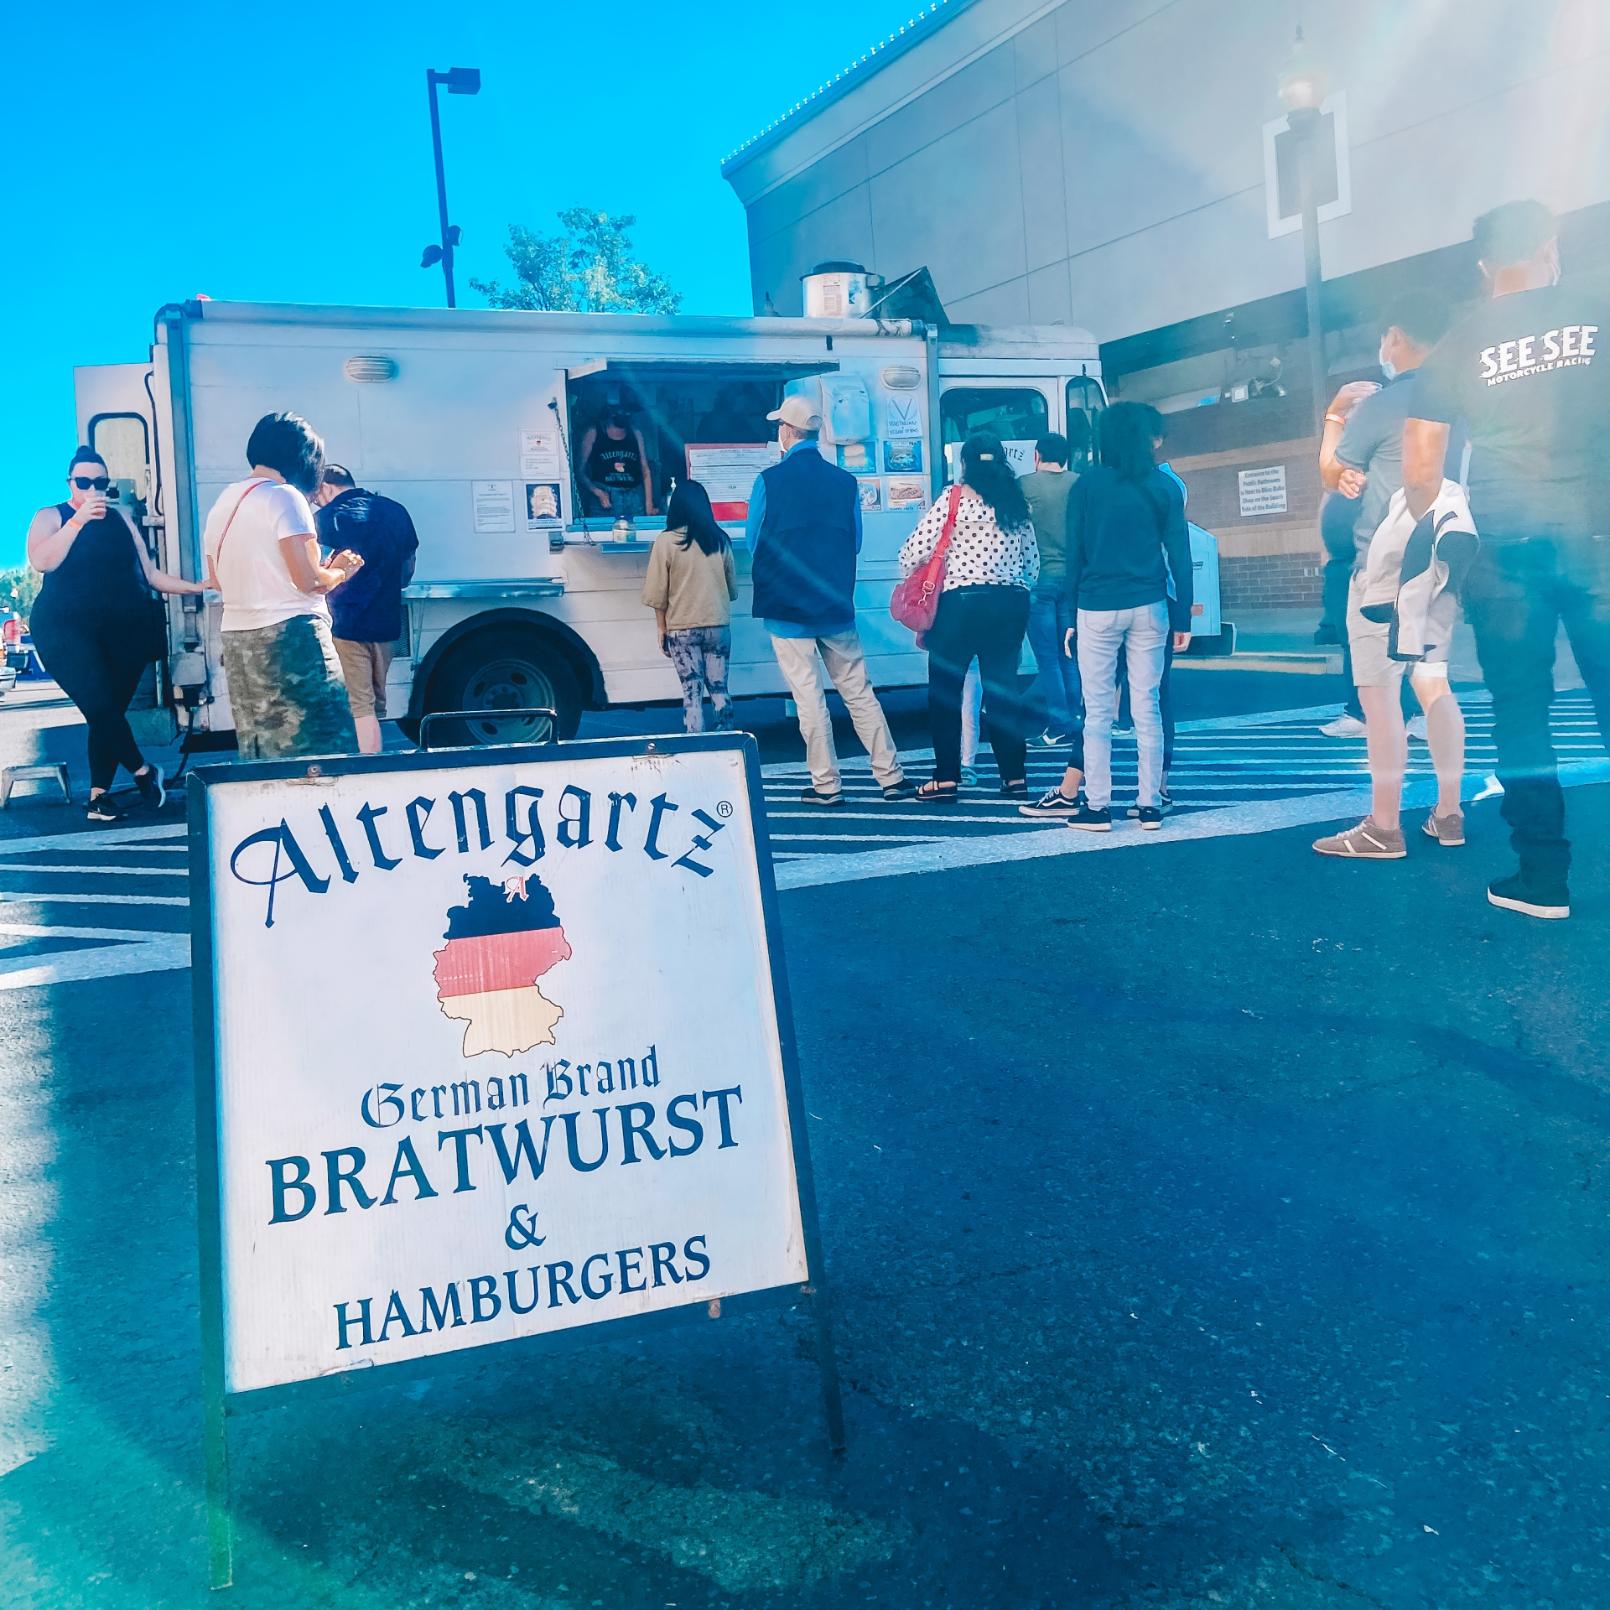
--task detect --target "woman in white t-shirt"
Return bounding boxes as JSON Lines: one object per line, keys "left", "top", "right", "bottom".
{"left": 202, "top": 412, "right": 365, "bottom": 758}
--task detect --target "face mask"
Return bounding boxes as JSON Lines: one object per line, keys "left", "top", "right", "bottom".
{"left": 1378, "top": 346, "right": 1397, "bottom": 382}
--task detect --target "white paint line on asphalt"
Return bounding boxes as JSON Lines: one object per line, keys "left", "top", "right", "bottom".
{"left": 758, "top": 700, "right": 1372, "bottom": 780}
{"left": 0, "top": 822, "right": 185, "bottom": 856}
{"left": 760, "top": 743, "right": 1603, "bottom": 785}
{"left": 769, "top": 833, "right": 942, "bottom": 845}
{"left": 0, "top": 864, "right": 185, "bottom": 877}
{"left": 59, "top": 842, "right": 190, "bottom": 854}
{"left": 0, "top": 922, "right": 191, "bottom": 990}
{"left": 0, "top": 892, "right": 189, "bottom": 907}
{"left": 773, "top": 757, "right": 1610, "bottom": 892}
{"left": 754, "top": 690, "right": 1582, "bottom": 781}
{"left": 765, "top": 809, "right": 1036, "bottom": 824}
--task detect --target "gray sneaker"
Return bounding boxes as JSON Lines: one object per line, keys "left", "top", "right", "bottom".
{"left": 1312, "top": 817, "right": 1407, "bottom": 859}
{"left": 1422, "top": 810, "right": 1466, "bottom": 847}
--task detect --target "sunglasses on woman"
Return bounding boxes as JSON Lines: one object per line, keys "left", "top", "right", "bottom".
{"left": 73, "top": 475, "right": 111, "bottom": 491}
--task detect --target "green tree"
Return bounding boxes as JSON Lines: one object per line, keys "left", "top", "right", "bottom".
{"left": 0, "top": 566, "right": 39, "bottom": 621}
{"left": 471, "top": 208, "right": 682, "bottom": 315}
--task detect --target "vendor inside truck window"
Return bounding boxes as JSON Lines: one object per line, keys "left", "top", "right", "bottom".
{"left": 576, "top": 407, "right": 656, "bottom": 519}
{"left": 568, "top": 373, "right": 791, "bottom": 523}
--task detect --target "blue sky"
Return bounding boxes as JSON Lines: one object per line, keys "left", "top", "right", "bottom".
{"left": 4, "top": 0, "right": 925, "bottom": 566}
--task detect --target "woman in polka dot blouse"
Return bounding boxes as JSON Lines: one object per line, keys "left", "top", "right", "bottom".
{"left": 898, "top": 432, "right": 1039, "bottom": 799}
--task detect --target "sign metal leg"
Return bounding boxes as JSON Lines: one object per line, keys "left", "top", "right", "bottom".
{"left": 808, "top": 1284, "right": 847, "bottom": 1453}
{"left": 203, "top": 1389, "right": 234, "bottom": 1590}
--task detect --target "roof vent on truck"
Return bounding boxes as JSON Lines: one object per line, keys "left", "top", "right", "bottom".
{"left": 343, "top": 355, "right": 399, "bottom": 384}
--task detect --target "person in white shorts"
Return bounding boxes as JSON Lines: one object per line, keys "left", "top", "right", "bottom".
{"left": 1313, "top": 599, "right": 1465, "bottom": 860}
{"left": 1313, "top": 292, "right": 1467, "bottom": 861}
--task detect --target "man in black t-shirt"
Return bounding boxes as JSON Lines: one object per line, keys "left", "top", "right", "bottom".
{"left": 1406, "top": 199, "right": 1609, "bottom": 919}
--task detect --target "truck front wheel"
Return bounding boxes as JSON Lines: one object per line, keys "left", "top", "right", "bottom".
{"left": 423, "top": 629, "right": 582, "bottom": 746}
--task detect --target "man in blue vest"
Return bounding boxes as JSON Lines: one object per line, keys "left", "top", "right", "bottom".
{"left": 747, "top": 395, "right": 914, "bottom": 806}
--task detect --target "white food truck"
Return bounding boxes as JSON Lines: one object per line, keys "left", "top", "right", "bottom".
{"left": 74, "top": 295, "right": 1218, "bottom": 746}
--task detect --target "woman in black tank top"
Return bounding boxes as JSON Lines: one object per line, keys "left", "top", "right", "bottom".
{"left": 578, "top": 410, "right": 655, "bottom": 518}
{"left": 26, "top": 447, "right": 206, "bottom": 821}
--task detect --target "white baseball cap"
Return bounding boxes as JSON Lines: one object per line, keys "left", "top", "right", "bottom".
{"left": 766, "top": 394, "right": 823, "bottom": 431}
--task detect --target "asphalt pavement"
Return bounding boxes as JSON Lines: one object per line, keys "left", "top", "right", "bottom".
{"left": 4, "top": 669, "right": 1610, "bottom": 1609}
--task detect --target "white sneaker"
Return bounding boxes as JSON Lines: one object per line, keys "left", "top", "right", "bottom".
{"left": 1406, "top": 715, "right": 1428, "bottom": 741}
{"left": 1319, "top": 715, "right": 1367, "bottom": 738}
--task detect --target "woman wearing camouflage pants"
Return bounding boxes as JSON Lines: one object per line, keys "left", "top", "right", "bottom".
{"left": 202, "top": 412, "right": 362, "bottom": 759}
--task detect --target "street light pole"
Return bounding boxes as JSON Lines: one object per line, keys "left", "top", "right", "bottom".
{"left": 422, "top": 67, "right": 481, "bottom": 309}
{"left": 426, "top": 72, "right": 455, "bottom": 308}
{"left": 1290, "top": 105, "right": 1329, "bottom": 436}
{"left": 1277, "top": 29, "right": 1332, "bottom": 437}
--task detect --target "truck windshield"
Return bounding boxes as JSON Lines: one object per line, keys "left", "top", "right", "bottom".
{"left": 941, "top": 387, "right": 1050, "bottom": 479}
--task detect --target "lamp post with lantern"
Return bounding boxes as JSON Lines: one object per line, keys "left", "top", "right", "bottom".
{"left": 1278, "top": 29, "right": 1331, "bottom": 435}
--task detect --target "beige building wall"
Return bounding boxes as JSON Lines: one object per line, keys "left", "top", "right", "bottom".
{"left": 727, "top": 0, "right": 1608, "bottom": 333}
{"left": 724, "top": 0, "right": 1609, "bottom": 605}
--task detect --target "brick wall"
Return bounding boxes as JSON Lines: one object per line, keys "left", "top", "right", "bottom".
{"left": 1183, "top": 452, "right": 1322, "bottom": 537}
{"left": 1172, "top": 433, "right": 1325, "bottom": 615}
{"left": 1221, "top": 552, "right": 1322, "bottom": 613}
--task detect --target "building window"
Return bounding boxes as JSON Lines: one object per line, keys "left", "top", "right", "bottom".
{"left": 1262, "top": 93, "right": 1351, "bottom": 240}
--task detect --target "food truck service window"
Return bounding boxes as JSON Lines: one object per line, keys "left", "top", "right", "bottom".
{"left": 566, "top": 360, "right": 836, "bottom": 528}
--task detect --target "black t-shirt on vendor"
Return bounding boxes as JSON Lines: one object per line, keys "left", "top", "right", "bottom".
{"left": 1412, "top": 275, "right": 1608, "bottom": 541}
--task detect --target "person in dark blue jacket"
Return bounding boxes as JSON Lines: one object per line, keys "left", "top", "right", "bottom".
{"left": 1026, "top": 402, "right": 1193, "bottom": 833}
{"left": 313, "top": 465, "right": 418, "bottom": 753}
{"left": 746, "top": 394, "right": 913, "bottom": 806}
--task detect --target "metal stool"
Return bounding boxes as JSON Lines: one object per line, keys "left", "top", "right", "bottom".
{"left": 0, "top": 763, "right": 71, "bottom": 806}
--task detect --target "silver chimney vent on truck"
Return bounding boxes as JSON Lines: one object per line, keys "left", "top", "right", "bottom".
{"left": 800, "top": 261, "right": 882, "bottom": 319}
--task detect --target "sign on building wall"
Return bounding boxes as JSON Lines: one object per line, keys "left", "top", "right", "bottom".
{"left": 1237, "top": 465, "right": 1290, "bottom": 518}
{"left": 190, "top": 737, "right": 839, "bottom": 1583}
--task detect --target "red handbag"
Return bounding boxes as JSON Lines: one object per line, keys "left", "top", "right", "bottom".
{"left": 891, "top": 486, "right": 962, "bottom": 638}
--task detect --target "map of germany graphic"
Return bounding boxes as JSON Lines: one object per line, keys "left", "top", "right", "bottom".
{"left": 432, "top": 874, "right": 572, "bottom": 1058}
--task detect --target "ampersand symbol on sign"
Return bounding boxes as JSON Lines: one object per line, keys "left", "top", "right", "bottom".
{"left": 504, "top": 1203, "right": 546, "bottom": 1251}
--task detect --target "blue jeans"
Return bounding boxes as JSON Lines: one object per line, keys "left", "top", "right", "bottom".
{"left": 1463, "top": 534, "right": 1610, "bottom": 886}
{"left": 1027, "top": 586, "right": 1083, "bottom": 742}
{"left": 603, "top": 487, "right": 646, "bottom": 518}
{"left": 1077, "top": 602, "right": 1168, "bottom": 810}
{"left": 1116, "top": 632, "right": 1175, "bottom": 772}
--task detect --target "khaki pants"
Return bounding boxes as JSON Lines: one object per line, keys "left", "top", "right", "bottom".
{"left": 770, "top": 629, "right": 904, "bottom": 793}
{"left": 333, "top": 638, "right": 396, "bottom": 719}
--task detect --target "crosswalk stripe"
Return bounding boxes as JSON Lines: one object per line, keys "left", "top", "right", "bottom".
{"left": 0, "top": 689, "right": 1602, "bottom": 983}
{"left": 0, "top": 864, "right": 186, "bottom": 877}
{"left": 770, "top": 833, "right": 941, "bottom": 845}
{"left": 775, "top": 757, "right": 1610, "bottom": 892}
{"left": 0, "top": 822, "right": 186, "bottom": 856}
{"left": 0, "top": 892, "right": 191, "bottom": 907}
{"left": 0, "top": 920, "right": 191, "bottom": 990}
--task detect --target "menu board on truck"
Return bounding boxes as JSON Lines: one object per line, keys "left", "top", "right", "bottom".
{"left": 685, "top": 444, "right": 782, "bottom": 522}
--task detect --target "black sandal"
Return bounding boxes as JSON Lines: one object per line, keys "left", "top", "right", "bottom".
{"left": 915, "top": 779, "right": 960, "bottom": 803}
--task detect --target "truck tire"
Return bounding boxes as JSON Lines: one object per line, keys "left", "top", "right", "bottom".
{"left": 423, "top": 628, "right": 582, "bottom": 746}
